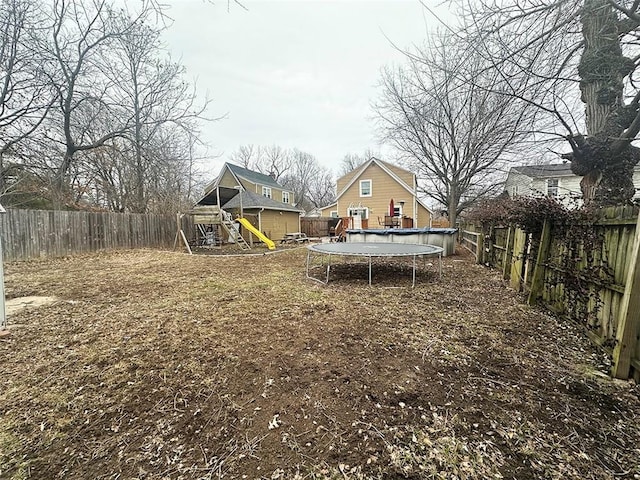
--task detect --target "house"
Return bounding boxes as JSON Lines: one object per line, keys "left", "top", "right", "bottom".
{"left": 319, "top": 157, "right": 432, "bottom": 228}
{"left": 195, "top": 162, "right": 303, "bottom": 243}
{"left": 504, "top": 163, "right": 640, "bottom": 205}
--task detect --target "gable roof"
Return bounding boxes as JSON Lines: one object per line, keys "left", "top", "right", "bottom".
{"left": 511, "top": 163, "right": 574, "bottom": 178}
{"left": 337, "top": 157, "right": 415, "bottom": 198}
{"left": 222, "top": 190, "right": 303, "bottom": 212}
{"left": 226, "top": 163, "right": 283, "bottom": 189}
{"left": 332, "top": 157, "right": 432, "bottom": 213}
{"left": 198, "top": 162, "right": 288, "bottom": 206}
{"left": 319, "top": 202, "right": 337, "bottom": 211}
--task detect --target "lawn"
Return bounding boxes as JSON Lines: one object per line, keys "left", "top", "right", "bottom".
{"left": 1, "top": 247, "right": 639, "bottom": 479}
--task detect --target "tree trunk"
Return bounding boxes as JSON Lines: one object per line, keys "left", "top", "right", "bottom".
{"left": 448, "top": 187, "right": 459, "bottom": 227}
{"left": 571, "top": 0, "right": 637, "bottom": 205}
{"left": 52, "top": 149, "right": 74, "bottom": 208}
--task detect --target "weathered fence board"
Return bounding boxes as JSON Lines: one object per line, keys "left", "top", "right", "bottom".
{"left": 460, "top": 229, "right": 481, "bottom": 261}
{"left": 509, "top": 229, "right": 528, "bottom": 291}
{"left": 0, "top": 209, "right": 194, "bottom": 261}
{"left": 300, "top": 217, "right": 335, "bottom": 238}
{"left": 461, "top": 206, "right": 640, "bottom": 380}
{"left": 612, "top": 209, "right": 640, "bottom": 378}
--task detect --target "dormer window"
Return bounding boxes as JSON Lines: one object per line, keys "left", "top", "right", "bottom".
{"left": 360, "top": 179, "right": 372, "bottom": 197}
{"left": 547, "top": 179, "right": 558, "bottom": 197}
{"left": 282, "top": 191, "right": 290, "bottom": 204}
{"left": 262, "top": 186, "right": 272, "bottom": 199}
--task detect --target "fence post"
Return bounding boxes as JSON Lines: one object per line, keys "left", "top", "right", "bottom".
{"left": 476, "top": 226, "right": 484, "bottom": 264}
{"left": 611, "top": 210, "right": 640, "bottom": 379}
{"left": 502, "top": 226, "right": 514, "bottom": 280}
{"left": 510, "top": 228, "right": 527, "bottom": 291}
{"left": 487, "top": 225, "right": 495, "bottom": 266}
{"left": 528, "top": 219, "right": 552, "bottom": 306}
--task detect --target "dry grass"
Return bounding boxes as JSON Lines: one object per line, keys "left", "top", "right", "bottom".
{"left": 0, "top": 247, "right": 639, "bottom": 479}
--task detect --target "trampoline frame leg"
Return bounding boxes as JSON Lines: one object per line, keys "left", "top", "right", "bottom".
{"left": 412, "top": 254, "right": 416, "bottom": 288}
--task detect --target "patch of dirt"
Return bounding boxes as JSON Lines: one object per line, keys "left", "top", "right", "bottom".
{"left": 5, "top": 296, "right": 59, "bottom": 316}
{"left": 1, "top": 248, "right": 639, "bottom": 479}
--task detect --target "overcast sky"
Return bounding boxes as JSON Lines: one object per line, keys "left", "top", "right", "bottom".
{"left": 162, "top": 0, "right": 448, "bottom": 178}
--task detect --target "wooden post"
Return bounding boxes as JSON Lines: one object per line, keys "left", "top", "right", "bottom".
{"left": 174, "top": 213, "right": 192, "bottom": 255}
{"left": 487, "top": 225, "right": 495, "bottom": 267}
{"left": 612, "top": 210, "right": 640, "bottom": 379}
{"left": 476, "top": 227, "right": 484, "bottom": 264}
{"left": 502, "top": 226, "right": 514, "bottom": 280}
{"left": 528, "top": 219, "right": 552, "bottom": 306}
{"left": 510, "top": 228, "right": 527, "bottom": 291}
{"left": 173, "top": 213, "right": 180, "bottom": 250}
{"left": 180, "top": 229, "right": 192, "bottom": 255}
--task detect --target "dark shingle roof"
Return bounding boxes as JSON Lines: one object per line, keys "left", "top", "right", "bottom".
{"left": 222, "top": 190, "right": 303, "bottom": 212}
{"left": 227, "top": 163, "right": 283, "bottom": 189}
{"left": 513, "top": 163, "right": 573, "bottom": 177}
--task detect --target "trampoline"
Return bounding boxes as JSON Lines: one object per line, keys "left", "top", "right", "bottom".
{"left": 306, "top": 242, "right": 443, "bottom": 287}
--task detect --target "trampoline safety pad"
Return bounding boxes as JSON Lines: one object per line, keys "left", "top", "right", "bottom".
{"left": 306, "top": 242, "right": 443, "bottom": 287}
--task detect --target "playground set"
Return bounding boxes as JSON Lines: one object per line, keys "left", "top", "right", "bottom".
{"left": 190, "top": 205, "right": 276, "bottom": 251}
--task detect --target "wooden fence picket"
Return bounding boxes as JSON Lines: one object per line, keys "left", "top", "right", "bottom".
{"left": 510, "top": 228, "right": 527, "bottom": 292}
{"left": 461, "top": 206, "right": 640, "bottom": 379}
{"left": 528, "top": 219, "right": 552, "bottom": 306}
{"left": 0, "top": 209, "right": 194, "bottom": 262}
{"left": 612, "top": 209, "right": 640, "bottom": 379}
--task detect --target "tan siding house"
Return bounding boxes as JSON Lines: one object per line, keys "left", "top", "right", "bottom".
{"left": 196, "top": 162, "right": 302, "bottom": 244}
{"left": 210, "top": 163, "right": 295, "bottom": 207}
{"left": 260, "top": 210, "right": 299, "bottom": 241}
{"left": 322, "top": 158, "right": 432, "bottom": 228}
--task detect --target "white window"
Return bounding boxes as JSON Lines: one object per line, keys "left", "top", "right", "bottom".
{"left": 282, "top": 191, "right": 290, "bottom": 204}
{"left": 359, "top": 179, "right": 372, "bottom": 197}
{"left": 393, "top": 206, "right": 402, "bottom": 217}
{"left": 330, "top": 210, "right": 338, "bottom": 218}
{"left": 262, "top": 186, "right": 272, "bottom": 199}
{"left": 547, "top": 179, "right": 558, "bottom": 197}
{"left": 348, "top": 207, "right": 368, "bottom": 219}
{"left": 511, "top": 185, "right": 519, "bottom": 197}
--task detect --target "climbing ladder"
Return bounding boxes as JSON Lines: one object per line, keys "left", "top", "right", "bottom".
{"left": 221, "top": 219, "right": 251, "bottom": 250}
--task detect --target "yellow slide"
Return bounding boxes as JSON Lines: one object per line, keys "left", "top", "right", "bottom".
{"left": 237, "top": 217, "right": 276, "bottom": 250}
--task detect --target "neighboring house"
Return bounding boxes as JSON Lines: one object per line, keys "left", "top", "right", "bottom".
{"left": 319, "top": 157, "right": 432, "bottom": 228}
{"left": 196, "top": 162, "right": 303, "bottom": 242}
{"left": 505, "top": 163, "right": 640, "bottom": 205}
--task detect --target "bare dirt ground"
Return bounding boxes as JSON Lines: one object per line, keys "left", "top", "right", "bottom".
{"left": 1, "top": 247, "right": 639, "bottom": 479}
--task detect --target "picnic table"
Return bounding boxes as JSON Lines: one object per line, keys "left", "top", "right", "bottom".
{"left": 281, "top": 232, "right": 309, "bottom": 244}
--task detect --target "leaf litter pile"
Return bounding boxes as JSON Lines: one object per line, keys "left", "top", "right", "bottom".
{"left": 1, "top": 248, "right": 640, "bottom": 479}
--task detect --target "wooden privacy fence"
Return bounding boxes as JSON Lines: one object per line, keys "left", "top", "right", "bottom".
{"left": 0, "top": 209, "right": 194, "bottom": 261}
{"left": 462, "top": 206, "right": 640, "bottom": 380}
{"left": 301, "top": 217, "right": 335, "bottom": 237}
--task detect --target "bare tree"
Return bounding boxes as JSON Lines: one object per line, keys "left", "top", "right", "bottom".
{"left": 375, "top": 35, "right": 534, "bottom": 225}
{"left": 338, "top": 149, "right": 378, "bottom": 176}
{"left": 261, "top": 145, "right": 292, "bottom": 180}
{"left": 280, "top": 149, "right": 335, "bottom": 211}
{"left": 46, "top": 0, "right": 156, "bottom": 203}
{"left": 0, "top": 0, "right": 209, "bottom": 211}
{"left": 460, "top": 0, "right": 640, "bottom": 205}
{"left": 229, "top": 144, "right": 260, "bottom": 169}
{"left": 229, "top": 144, "right": 292, "bottom": 180}
{"left": 306, "top": 166, "right": 336, "bottom": 208}
{"left": 114, "top": 17, "right": 210, "bottom": 212}
{"left": 0, "top": 0, "right": 54, "bottom": 195}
